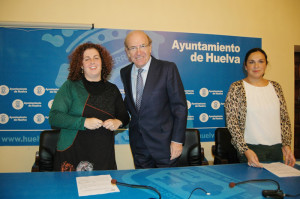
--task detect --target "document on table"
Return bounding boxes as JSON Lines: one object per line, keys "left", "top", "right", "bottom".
{"left": 76, "top": 174, "right": 119, "bottom": 197}
{"left": 262, "top": 162, "right": 300, "bottom": 177}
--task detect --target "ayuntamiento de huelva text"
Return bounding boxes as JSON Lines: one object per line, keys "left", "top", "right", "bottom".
{"left": 172, "top": 40, "right": 241, "bottom": 64}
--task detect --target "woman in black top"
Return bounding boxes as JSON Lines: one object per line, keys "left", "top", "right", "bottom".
{"left": 49, "top": 43, "right": 129, "bottom": 171}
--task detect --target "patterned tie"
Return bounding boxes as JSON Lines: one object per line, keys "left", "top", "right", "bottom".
{"left": 136, "top": 68, "right": 144, "bottom": 111}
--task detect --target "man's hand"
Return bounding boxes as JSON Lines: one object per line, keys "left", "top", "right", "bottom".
{"left": 170, "top": 142, "right": 183, "bottom": 160}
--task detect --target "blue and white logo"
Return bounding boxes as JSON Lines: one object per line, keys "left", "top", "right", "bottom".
{"left": 199, "top": 88, "right": 209, "bottom": 97}
{"left": 199, "top": 113, "right": 209, "bottom": 122}
{"left": 187, "top": 100, "right": 191, "bottom": 109}
{"left": 34, "top": 85, "right": 46, "bottom": 96}
{"left": 0, "top": 85, "right": 9, "bottom": 96}
{"left": 48, "top": 99, "right": 54, "bottom": 109}
{"left": 12, "top": 99, "right": 24, "bottom": 110}
{"left": 0, "top": 114, "right": 9, "bottom": 124}
{"left": 211, "top": 100, "right": 221, "bottom": 110}
{"left": 33, "top": 113, "right": 45, "bottom": 124}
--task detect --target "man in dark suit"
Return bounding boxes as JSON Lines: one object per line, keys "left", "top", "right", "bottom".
{"left": 120, "top": 30, "right": 187, "bottom": 168}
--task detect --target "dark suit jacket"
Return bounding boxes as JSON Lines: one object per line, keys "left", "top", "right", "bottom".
{"left": 120, "top": 56, "right": 187, "bottom": 160}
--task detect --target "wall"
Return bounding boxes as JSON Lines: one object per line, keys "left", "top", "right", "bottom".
{"left": 0, "top": 0, "right": 299, "bottom": 172}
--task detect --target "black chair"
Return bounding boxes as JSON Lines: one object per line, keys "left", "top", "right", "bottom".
{"left": 32, "top": 129, "right": 60, "bottom": 172}
{"left": 177, "top": 129, "right": 208, "bottom": 167}
{"left": 211, "top": 127, "right": 239, "bottom": 164}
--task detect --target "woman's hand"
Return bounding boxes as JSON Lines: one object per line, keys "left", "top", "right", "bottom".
{"left": 84, "top": 118, "right": 103, "bottom": 130}
{"left": 282, "top": 146, "right": 296, "bottom": 167}
{"left": 245, "top": 149, "right": 263, "bottom": 168}
{"left": 102, "top": 119, "right": 122, "bottom": 131}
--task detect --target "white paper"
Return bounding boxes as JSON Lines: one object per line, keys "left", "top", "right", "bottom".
{"left": 262, "top": 162, "right": 300, "bottom": 177}
{"left": 76, "top": 174, "right": 120, "bottom": 197}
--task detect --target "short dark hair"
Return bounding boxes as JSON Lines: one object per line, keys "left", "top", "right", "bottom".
{"left": 67, "top": 42, "right": 113, "bottom": 81}
{"left": 244, "top": 48, "right": 268, "bottom": 66}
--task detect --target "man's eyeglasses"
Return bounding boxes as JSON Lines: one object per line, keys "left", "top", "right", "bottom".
{"left": 127, "top": 44, "right": 150, "bottom": 53}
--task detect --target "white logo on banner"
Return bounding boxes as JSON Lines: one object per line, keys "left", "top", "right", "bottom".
{"left": 12, "top": 99, "right": 24, "bottom": 110}
{"left": 199, "top": 88, "right": 209, "bottom": 97}
{"left": 187, "top": 100, "right": 191, "bottom": 109}
{"left": 48, "top": 99, "right": 54, "bottom": 109}
{"left": 199, "top": 113, "right": 209, "bottom": 122}
{"left": 33, "top": 114, "right": 45, "bottom": 124}
{"left": 187, "top": 115, "right": 194, "bottom": 120}
{"left": 0, "top": 114, "right": 9, "bottom": 124}
{"left": 0, "top": 85, "right": 9, "bottom": 96}
{"left": 211, "top": 100, "right": 221, "bottom": 110}
{"left": 34, "top": 85, "right": 46, "bottom": 96}
{"left": 185, "top": 90, "right": 194, "bottom": 95}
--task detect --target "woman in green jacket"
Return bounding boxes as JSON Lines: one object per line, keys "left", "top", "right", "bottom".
{"left": 49, "top": 43, "right": 129, "bottom": 171}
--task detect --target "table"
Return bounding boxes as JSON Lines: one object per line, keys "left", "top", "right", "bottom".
{"left": 1, "top": 163, "right": 300, "bottom": 199}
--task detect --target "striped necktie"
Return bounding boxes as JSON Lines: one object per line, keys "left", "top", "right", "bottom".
{"left": 136, "top": 68, "right": 144, "bottom": 111}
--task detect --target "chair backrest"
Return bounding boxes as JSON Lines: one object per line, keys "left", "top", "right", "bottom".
{"left": 177, "top": 129, "right": 202, "bottom": 167}
{"left": 214, "top": 128, "right": 239, "bottom": 164}
{"left": 39, "top": 129, "right": 60, "bottom": 171}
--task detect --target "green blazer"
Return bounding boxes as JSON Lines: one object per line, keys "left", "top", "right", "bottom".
{"left": 49, "top": 80, "right": 88, "bottom": 151}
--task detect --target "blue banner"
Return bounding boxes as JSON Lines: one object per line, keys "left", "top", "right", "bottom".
{"left": 0, "top": 28, "right": 261, "bottom": 145}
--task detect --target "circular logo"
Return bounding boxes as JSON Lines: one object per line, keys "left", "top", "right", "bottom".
{"left": 48, "top": 99, "right": 54, "bottom": 109}
{"left": 34, "top": 85, "right": 45, "bottom": 96}
{"left": 0, "top": 113, "right": 9, "bottom": 124}
{"left": 187, "top": 100, "right": 191, "bottom": 109}
{"left": 0, "top": 85, "right": 9, "bottom": 96}
{"left": 33, "top": 114, "right": 45, "bottom": 124}
{"left": 199, "top": 88, "right": 209, "bottom": 97}
{"left": 199, "top": 113, "right": 209, "bottom": 123}
{"left": 12, "top": 99, "right": 24, "bottom": 110}
{"left": 211, "top": 100, "right": 221, "bottom": 110}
